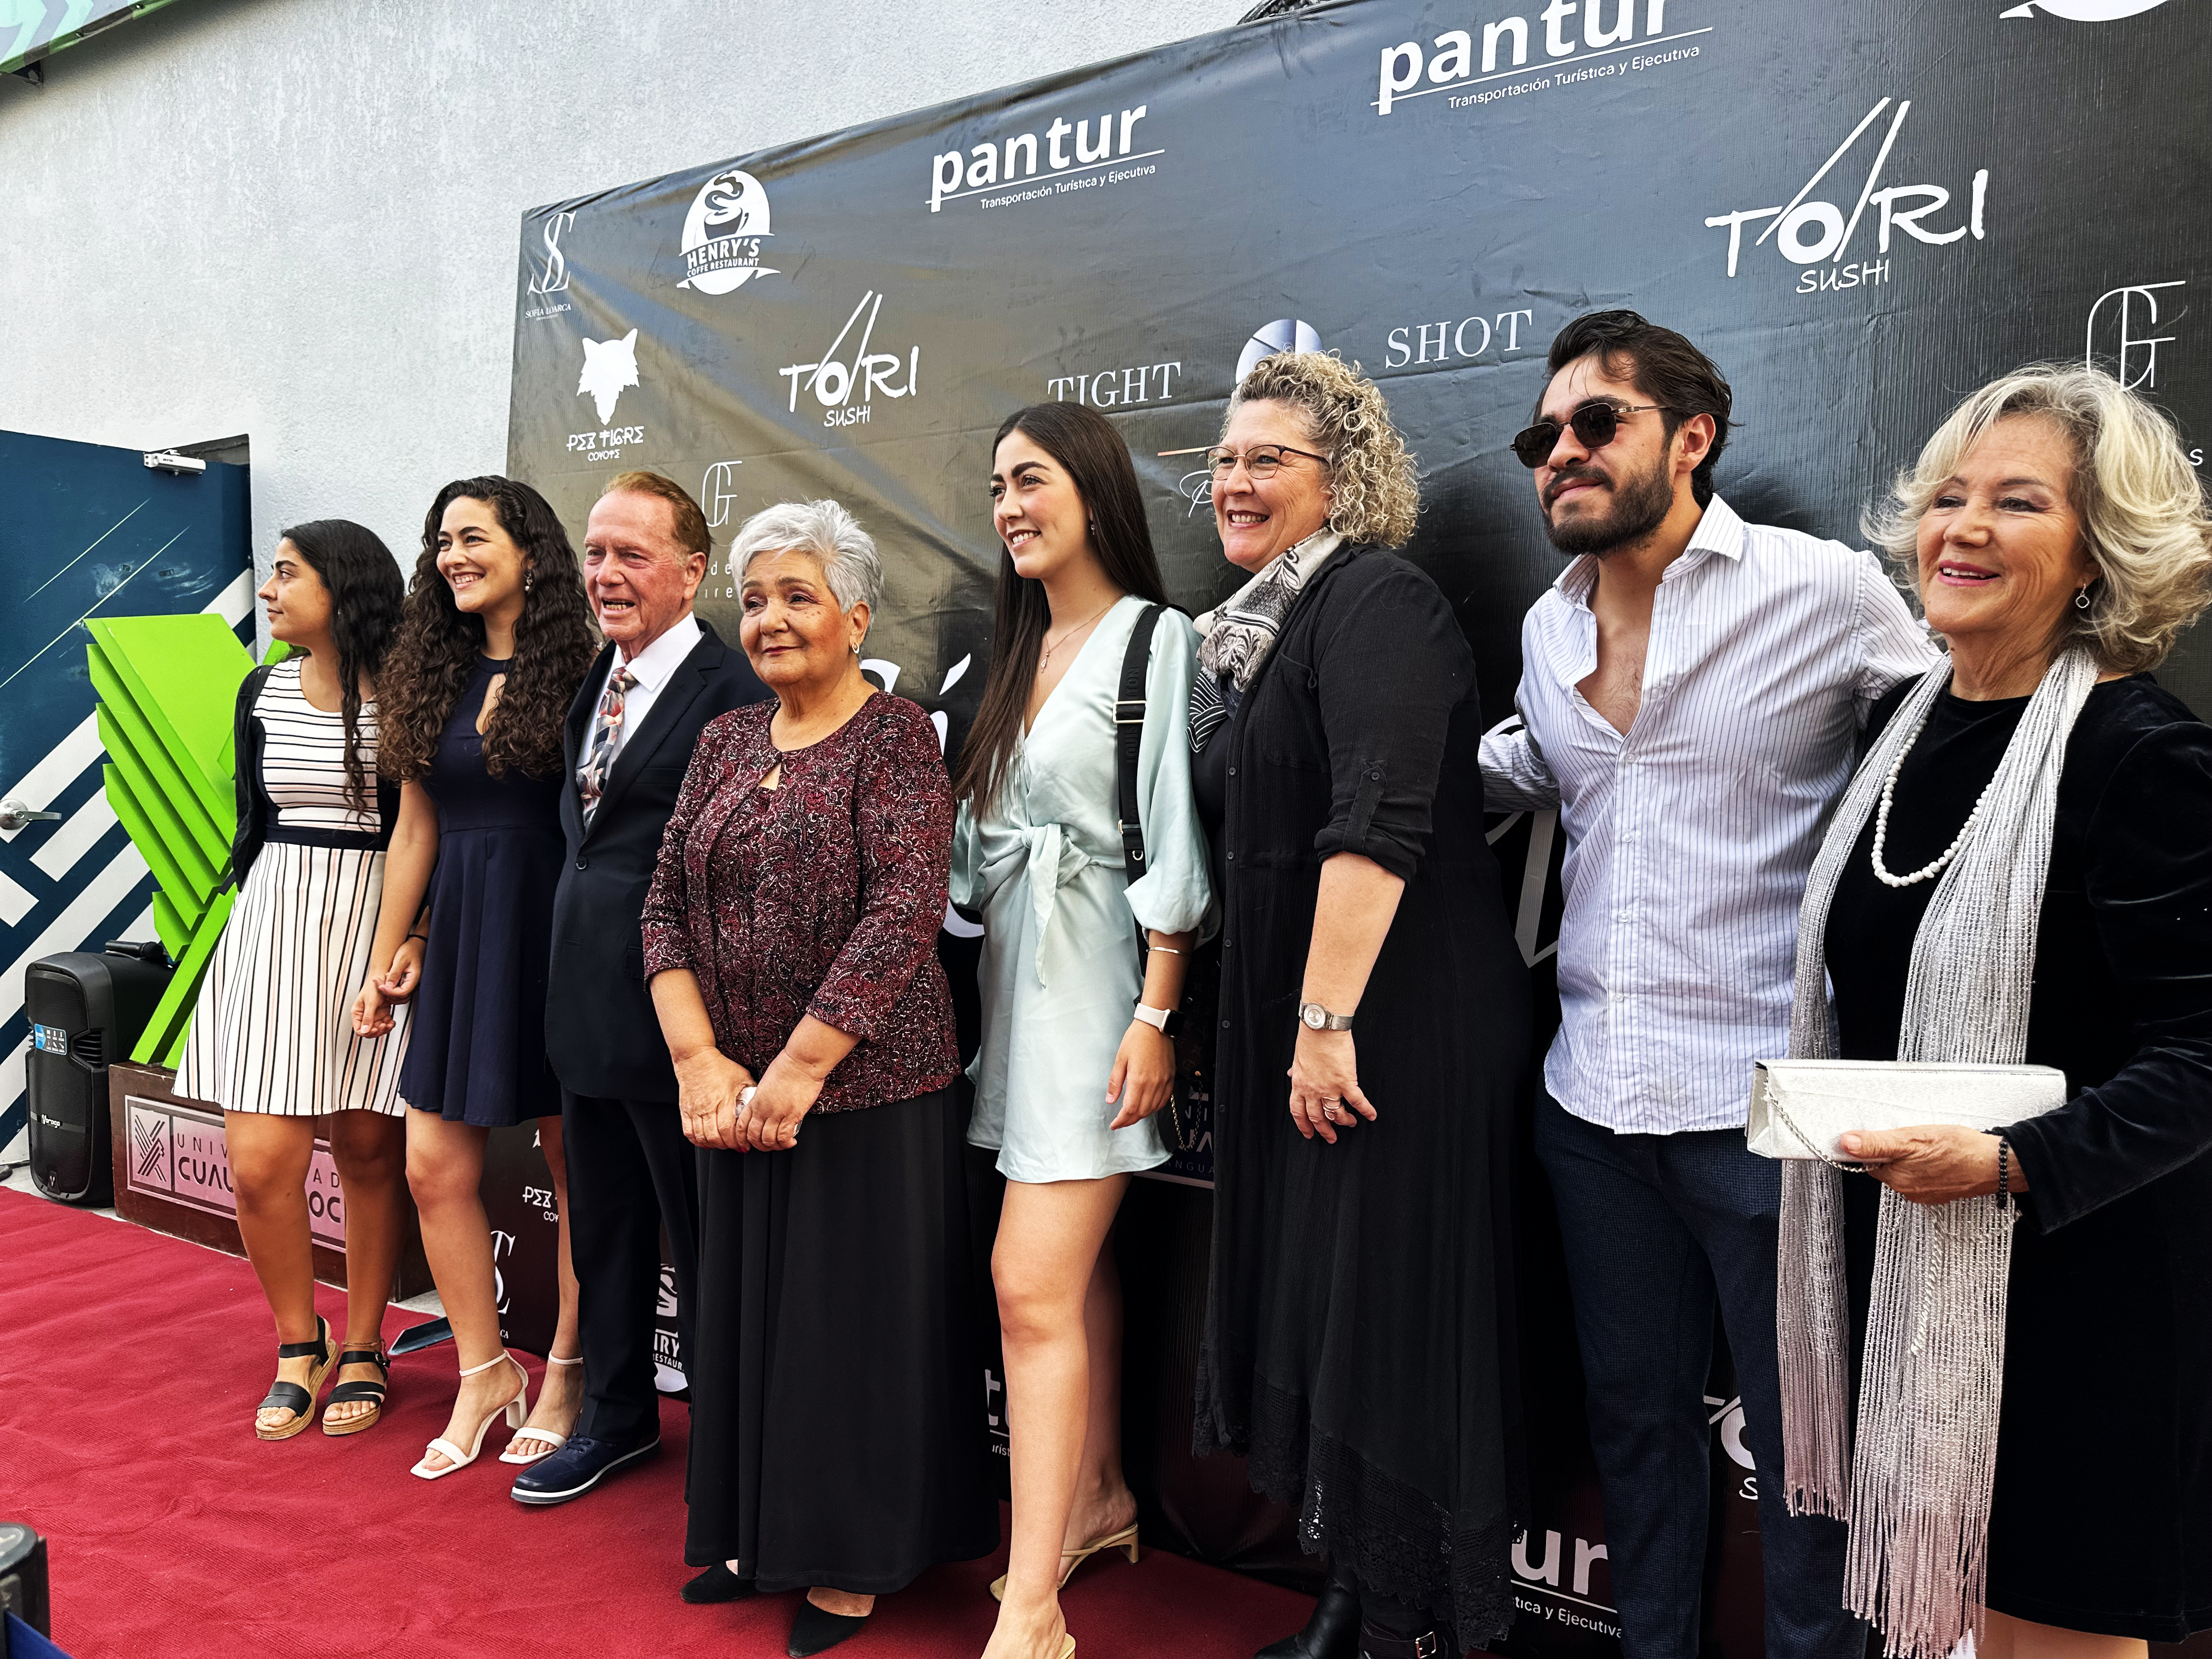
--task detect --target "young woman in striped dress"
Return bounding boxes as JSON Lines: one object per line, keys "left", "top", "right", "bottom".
{"left": 179, "top": 520, "right": 410, "bottom": 1441}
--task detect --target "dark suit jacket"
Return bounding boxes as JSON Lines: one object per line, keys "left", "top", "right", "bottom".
{"left": 546, "top": 618, "right": 770, "bottom": 1102}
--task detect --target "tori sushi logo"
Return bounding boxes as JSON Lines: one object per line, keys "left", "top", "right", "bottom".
{"left": 1998, "top": 1, "right": 2170, "bottom": 18}
{"left": 1703, "top": 97, "right": 1988, "bottom": 296}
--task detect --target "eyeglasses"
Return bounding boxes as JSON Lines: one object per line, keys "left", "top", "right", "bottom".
{"left": 1510, "top": 402, "right": 1678, "bottom": 469}
{"left": 1205, "top": 443, "right": 1333, "bottom": 481}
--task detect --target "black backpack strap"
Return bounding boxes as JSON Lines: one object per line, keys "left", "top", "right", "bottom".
{"left": 1115, "top": 605, "right": 1165, "bottom": 900}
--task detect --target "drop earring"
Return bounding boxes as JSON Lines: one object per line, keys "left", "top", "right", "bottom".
{"left": 2075, "top": 586, "right": 2092, "bottom": 611}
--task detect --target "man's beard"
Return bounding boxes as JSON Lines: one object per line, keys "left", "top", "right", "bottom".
{"left": 1543, "top": 454, "right": 1675, "bottom": 556}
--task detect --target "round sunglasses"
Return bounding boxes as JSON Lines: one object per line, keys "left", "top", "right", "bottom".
{"left": 1511, "top": 402, "right": 1680, "bottom": 469}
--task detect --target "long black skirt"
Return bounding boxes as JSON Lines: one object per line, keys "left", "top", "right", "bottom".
{"left": 684, "top": 1086, "right": 998, "bottom": 1593}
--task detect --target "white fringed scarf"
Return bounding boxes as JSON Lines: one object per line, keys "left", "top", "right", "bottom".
{"left": 1779, "top": 646, "right": 2096, "bottom": 1659}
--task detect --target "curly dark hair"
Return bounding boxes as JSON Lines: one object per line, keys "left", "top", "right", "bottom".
{"left": 378, "top": 476, "right": 598, "bottom": 780}
{"left": 277, "top": 519, "right": 404, "bottom": 810}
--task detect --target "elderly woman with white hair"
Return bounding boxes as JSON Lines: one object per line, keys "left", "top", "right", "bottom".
{"left": 1780, "top": 366, "right": 2212, "bottom": 1659}
{"left": 641, "top": 500, "right": 996, "bottom": 1657}
{"left": 1189, "top": 353, "right": 1530, "bottom": 1659}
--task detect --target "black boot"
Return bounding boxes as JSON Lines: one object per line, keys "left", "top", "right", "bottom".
{"left": 1257, "top": 1581, "right": 1362, "bottom": 1659}
{"left": 1356, "top": 1620, "right": 1447, "bottom": 1659}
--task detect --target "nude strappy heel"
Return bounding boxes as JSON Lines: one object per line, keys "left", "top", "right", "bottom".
{"left": 499, "top": 1352, "right": 582, "bottom": 1464}
{"left": 409, "top": 1351, "right": 529, "bottom": 1480}
{"left": 989, "top": 1523, "right": 1139, "bottom": 1601}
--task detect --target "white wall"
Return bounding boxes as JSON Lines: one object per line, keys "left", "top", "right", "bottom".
{"left": 0, "top": 0, "right": 1225, "bottom": 576}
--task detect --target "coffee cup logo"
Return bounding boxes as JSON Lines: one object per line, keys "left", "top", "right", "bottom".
{"left": 680, "top": 168, "right": 778, "bottom": 296}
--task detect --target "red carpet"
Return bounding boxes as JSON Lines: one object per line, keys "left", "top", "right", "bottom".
{"left": 0, "top": 1186, "right": 1311, "bottom": 1657}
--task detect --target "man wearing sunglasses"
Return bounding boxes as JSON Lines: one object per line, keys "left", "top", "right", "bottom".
{"left": 1481, "top": 310, "right": 1932, "bottom": 1659}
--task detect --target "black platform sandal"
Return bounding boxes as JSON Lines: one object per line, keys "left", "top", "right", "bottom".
{"left": 321, "top": 1345, "right": 391, "bottom": 1437}
{"left": 256, "top": 1315, "right": 337, "bottom": 1442}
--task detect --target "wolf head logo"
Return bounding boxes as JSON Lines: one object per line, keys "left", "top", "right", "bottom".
{"left": 578, "top": 330, "right": 640, "bottom": 423}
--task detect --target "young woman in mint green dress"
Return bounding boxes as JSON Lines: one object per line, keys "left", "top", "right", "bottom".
{"left": 954, "top": 402, "right": 1212, "bottom": 1659}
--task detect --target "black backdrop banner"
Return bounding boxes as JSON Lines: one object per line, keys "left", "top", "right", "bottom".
{"left": 504, "top": 2, "right": 2212, "bottom": 1652}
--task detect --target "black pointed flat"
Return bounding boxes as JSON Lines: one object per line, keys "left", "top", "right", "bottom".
{"left": 787, "top": 1597, "right": 869, "bottom": 1657}
{"left": 682, "top": 1562, "right": 755, "bottom": 1604}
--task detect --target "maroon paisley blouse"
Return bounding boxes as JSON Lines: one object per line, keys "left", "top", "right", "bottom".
{"left": 640, "top": 692, "right": 959, "bottom": 1113}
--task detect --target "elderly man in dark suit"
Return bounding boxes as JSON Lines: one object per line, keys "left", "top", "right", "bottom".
{"left": 512, "top": 470, "right": 766, "bottom": 1514}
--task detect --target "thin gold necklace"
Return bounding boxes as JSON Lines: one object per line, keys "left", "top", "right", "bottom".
{"left": 1040, "top": 599, "right": 1116, "bottom": 668}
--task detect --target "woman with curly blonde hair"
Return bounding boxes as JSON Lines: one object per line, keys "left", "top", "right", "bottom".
{"left": 1188, "top": 352, "right": 1530, "bottom": 1659}
{"left": 1784, "top": 364, "right": 2212, "bottom": 1659}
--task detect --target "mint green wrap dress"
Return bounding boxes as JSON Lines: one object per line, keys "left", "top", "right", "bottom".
{"left": 953, "top": 595, "right": 1215, "bottom": 1184}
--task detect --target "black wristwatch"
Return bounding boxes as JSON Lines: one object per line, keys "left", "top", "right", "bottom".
{"left": 1133, "top": 1001, "right": 1183, "bottom": 1039}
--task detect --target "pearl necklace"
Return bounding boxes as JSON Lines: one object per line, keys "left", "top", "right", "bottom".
{"left": 1870, "top": 718, "right": 1996, "bottom": 888}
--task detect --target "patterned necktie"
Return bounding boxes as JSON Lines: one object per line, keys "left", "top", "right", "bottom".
{"left": 577, "top": 665, "right": 637, "bottom": 830}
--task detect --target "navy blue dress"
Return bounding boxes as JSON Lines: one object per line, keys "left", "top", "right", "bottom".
{"left": 399, "top": 656, "right": 566, "bottom": 1128}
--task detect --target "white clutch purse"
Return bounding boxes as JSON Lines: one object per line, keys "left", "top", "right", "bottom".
{"left": 1747, "top": 1059, "right": 2068, "bottom": 1164}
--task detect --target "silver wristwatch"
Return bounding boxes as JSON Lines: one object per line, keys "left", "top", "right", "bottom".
{"left": 1298, "top": 1001, "right": 1354, "bottom": 1032}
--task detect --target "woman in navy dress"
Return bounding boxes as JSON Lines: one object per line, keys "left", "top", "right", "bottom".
{"left": 353, "top": 475, "right": 599, "bottom": 1480}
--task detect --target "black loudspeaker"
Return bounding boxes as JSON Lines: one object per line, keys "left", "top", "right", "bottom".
{"left": 24, "top": 940, "right": 171, "bottom": 1206}
{"left": 0, "top": 1523, "right": 50, "bottom": 1638}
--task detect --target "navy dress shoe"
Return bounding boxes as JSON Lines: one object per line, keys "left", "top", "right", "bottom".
{"left": 509, "top": 1432, "right": 661, "bottom": 1506}
{"left": 682, "top": 1563, "right": 755, "bottom": 1604}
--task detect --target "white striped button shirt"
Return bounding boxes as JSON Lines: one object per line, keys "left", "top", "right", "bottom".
{"left": 1481, "top": 494, "right": 1937, "bottom": 1135}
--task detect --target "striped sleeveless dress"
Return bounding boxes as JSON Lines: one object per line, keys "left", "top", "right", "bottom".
{"left": 178, "top": 657, "right": 410, "bottom": 1115}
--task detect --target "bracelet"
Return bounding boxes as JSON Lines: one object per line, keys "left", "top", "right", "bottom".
{"left": 407, "top": 932, "right": 427, "bottom": 942}
{"left": 1995, "top": 1135, "right": 2011, "bottom": 1209}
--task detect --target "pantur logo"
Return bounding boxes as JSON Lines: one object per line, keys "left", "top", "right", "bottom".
{"left": 679, "top": 168, "right": 778, "bottom": 296}
{"left": 577, "top": 330, "right": 641, "bottom": 423}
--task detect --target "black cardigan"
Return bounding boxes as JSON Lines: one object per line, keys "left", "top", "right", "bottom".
{"left": 1826, "top": 673, "right": 2212, "bottom": 1229}
{"left": 224, "top": 660, "right": 398, "bottom": 888}
{"left": 1201, "top": 543, "right": 1530, "bottom": 1121}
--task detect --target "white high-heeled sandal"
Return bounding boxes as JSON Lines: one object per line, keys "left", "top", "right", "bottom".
{"left": 410, "top": 1351, "right": 529, "bottom": 1481}
{"left": 498, "top": 1352, "right": 583, "bottom": 1465}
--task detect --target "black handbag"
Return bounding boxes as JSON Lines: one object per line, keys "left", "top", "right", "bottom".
{"left": 1113, "top": 604, "right": 1201, "bottom": 1155}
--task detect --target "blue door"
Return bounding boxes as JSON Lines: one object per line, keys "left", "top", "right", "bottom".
{"left": 0, "top": 431, "right": 252, "bottom": 1153}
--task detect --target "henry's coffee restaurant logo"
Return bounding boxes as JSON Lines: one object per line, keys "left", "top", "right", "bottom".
{"left": 1705, "top": 97, "right": 1988, "bottom": 295}
{"left": 928, "top": 102, "right": 1162, "bottom": 213}
{"left": 1374, "top": 0, "right": 1712, "bottom": 116}
{"left": 571, "top": 329, "right": 648, "bottom": 461}
{"left": 679, "top": 168, "right": 778, "bottom": 295}
{"left": 779, "top": 291, "right": 922, "bottom": 428}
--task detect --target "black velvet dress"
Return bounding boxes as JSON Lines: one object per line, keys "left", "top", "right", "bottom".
{"left": 1190, "top": 545, "right": 1530, "bottom": 1649}
{"left": 1824, "top": 674, "right": 2212, "bottom": 1643}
